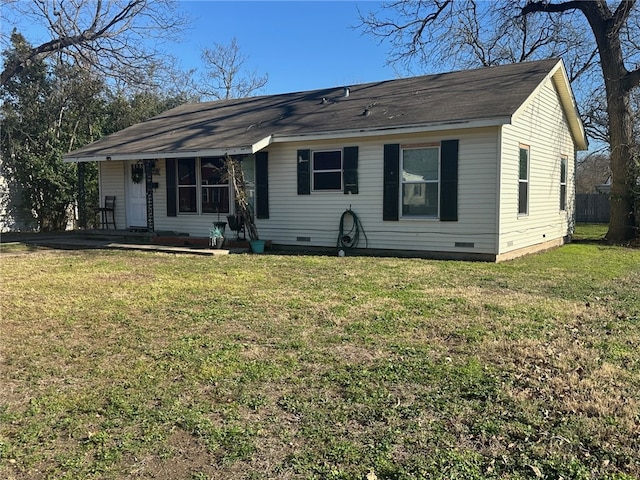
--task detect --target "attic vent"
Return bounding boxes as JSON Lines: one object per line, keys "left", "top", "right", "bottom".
{"left": 343, "top": 87, "right": 350, "bottom": 97}
{"left": 321, "top": 97, "right": 328, "bottom": 104}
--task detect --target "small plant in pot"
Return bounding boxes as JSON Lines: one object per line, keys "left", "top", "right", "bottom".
{"left": 208, "top": 225, "right": 225, "bottom": 249}
{"left": 224, "top": 154, "right": 265, "bottom": 253}
{"left": 213, "top": 208, "right": 227, "bottom": 234}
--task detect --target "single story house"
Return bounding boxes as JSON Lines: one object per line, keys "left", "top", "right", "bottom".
{"left": 64, "top": 58, "right": 587, "bottom": 261}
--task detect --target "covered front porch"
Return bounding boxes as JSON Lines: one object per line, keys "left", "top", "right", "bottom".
{"left": 1, "top": 229, "right": 259, "bottom": 255}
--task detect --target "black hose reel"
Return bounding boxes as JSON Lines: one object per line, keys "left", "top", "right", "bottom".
{"left": 337, "top": 208, "right": 368, "bottom": 250}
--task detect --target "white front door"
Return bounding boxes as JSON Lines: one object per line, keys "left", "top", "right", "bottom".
{"left": 125, "top": 161, "right": 147, "bottom": 228}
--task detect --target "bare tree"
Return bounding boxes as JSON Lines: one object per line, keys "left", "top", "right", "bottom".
{"left": 1, "top": 0, "right": 187, "bottom": 88}
{"left": 198, "top": 38, "right": 268, "bottom": 100}
{"left": 359, "top": 0, "right": 640, "bottom": 242}
{"left": 576, "top": 152, "right": 611, "bottom": 193}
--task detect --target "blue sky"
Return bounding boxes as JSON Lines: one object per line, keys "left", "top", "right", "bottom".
{"left": 168, "top": 1, "right": 395, "bottom": 95}
{"left": 2, "top": 0, "right": 397, "bottom": 95}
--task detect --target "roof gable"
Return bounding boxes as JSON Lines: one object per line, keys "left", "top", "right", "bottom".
{"left": 65, "top": 58, "right": 586, "bottom": 161}
{"left": 511, "top": 60, "right": 587, "bottom": 150}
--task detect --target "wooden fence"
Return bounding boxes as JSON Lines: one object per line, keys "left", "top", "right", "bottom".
{"left": 576, "top": 193, "right": 610, "bottom": 223}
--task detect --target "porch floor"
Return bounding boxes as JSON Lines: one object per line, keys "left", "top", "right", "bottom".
{"left": 0, "top": 229, "right": 251, "bottom": 256}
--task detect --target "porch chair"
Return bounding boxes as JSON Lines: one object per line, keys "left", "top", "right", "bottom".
{"left": 94, "top": 196, "right": 116, "bottom": 229}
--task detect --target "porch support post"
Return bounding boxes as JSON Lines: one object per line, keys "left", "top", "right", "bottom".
{"left": 78, "top": 162, "right": 86, "bottom": 229}
{"left": 143, "top": 160, "right": 155, "bottom": 232}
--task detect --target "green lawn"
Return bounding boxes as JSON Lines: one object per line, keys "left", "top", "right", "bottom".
{"left": 1, "top": 225, "right": 638, "bottom": 480}
{"left": 571, "top": 223, "right": 608, "bottom": 242}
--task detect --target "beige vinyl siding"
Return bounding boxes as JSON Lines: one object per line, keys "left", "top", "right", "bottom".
{"left": 98, "top": 161, "right": 126, "bottom": 229}
{"left": 151, "top": 161, "right": 172, "bottom": 233}
{"left": 138, "top": 128, "right": 500, "bottom": 254}
{"left": 151, "top": 161, "right": 225, "bottom": 237}
{"left": 498, "top": 77, "right": 575, "bottom": 255}
{"left": 151, "top": 159, "right": 245, "bottom": 235}
{"left": 255, "top": 128, "right": 500, "bottom": 254}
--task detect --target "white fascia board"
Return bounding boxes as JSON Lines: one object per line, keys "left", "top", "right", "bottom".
{"left": 251, "top": 135, "right": 273, "bottom": 153}
{"left": 271, "top": 118, "right": 512, "bottom": 143}
{"left": 552, "top": 66, "right": 588, "bottom": 150}
{"left": 63, "top": 145, "right": 260, "bottom": 163}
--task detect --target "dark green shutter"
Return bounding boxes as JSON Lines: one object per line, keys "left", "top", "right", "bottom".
{"left": 440, "top": 139, "right": 459, "bottom": 221}
{"left": 165, "top": 158, "right": 177, "bottom": 217}
{"left": 343, "top": 146, "right": 359, "bottom": 194}
{"left": 297, "top": 149, "right": 311, "bottom": 195}
{"left": 255, "top": 152, "right": 269, "bottom": 219}
{"left": 383, "top": 144, "right": 400, "bottom": 221}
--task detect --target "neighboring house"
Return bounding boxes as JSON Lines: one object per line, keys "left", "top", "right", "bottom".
{"left": 595, "top": 178, "right": 611, "bottom": 194}
{"left": 0, "top": 157, "right": 36, "bottom": 233}
{"left": 64, "top": 58, "right": 587, "bottom": 261}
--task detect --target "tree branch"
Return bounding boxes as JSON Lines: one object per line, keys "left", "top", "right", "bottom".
{"left": 612, "top": 0, "right": 636, "bottom": 28}
{"left": 1, "top": 0, "right": 183, "bottom": 88}
{"left": 522, "top": 1, "right": 586, "bottom": 16}
{"left": 610, "top": 0, "right": 636, "bottom": 37}
{"left": 413, "top": 0, "right": 453, "bottom": 45}
{"left": 624, "top": 67, "right": 640, "bottom": 91}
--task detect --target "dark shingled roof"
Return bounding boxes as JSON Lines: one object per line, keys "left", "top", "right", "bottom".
{"left": 65, "top": 59, "right": 575, "bottom": 161}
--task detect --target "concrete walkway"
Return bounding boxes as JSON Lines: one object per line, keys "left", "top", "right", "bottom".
{"left": 0, "top": 231, "right": 247, "bottom": 256}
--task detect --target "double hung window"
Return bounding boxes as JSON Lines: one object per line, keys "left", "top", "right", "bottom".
{"left": 518, "top": 146, "right": 529, "bottom": 215}
{"left": 178, "top": 159, "right": 197, "bottom": 213}
{"left": 312, "top": 150, "right": 342, "bottom": 191}
{"left": 401, "top": 146, "right": 440, "bottom": 217}
{"left": 201, "top": 158, "right": 229, "bottom": 213}
{"left": 560, "top": 156, "right": 567, "bottom": 211}
{"left": 176, "top": 158, "right": 229, "bottom": 214}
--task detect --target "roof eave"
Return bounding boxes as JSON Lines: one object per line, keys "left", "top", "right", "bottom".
{"left": 63, "top": 120, "right": 513, "bottom": 162}
{"left": 63, "top": 136, "right": 273, "bottom": 163}
{"left": 272, "top": 117, "right": 512, "bottom": 143}
{"left": 551, "top": 64, "right": 589, "bottom": 151}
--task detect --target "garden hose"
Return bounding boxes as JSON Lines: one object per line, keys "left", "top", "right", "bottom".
{"left": 337, "top": 208, "right": 368, "bottom": 249}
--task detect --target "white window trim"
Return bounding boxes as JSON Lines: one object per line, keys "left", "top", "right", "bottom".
{"left": 177, "top": 158, "right": 198, "bottom": 215}
{"left": 400, "top": 145, "right": 441, "bottom": 219}
{"left": 518, "top": 145, "right": 530, "bottom": 217}
{"left": 311, "top": 149, "right": 343, "bottom": 192}
{"left": 176, "top": 158, "right": 231, "bottom": 215}
{"left": 560, "top": 155, "right": 568, "bottom": 212}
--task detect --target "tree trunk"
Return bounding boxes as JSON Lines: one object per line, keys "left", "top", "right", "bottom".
{"left": 606, "top": 89, "right": 636, "bottom": 242}
{"left": 579, "top": 1, "right": 636, "bottom": 242}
